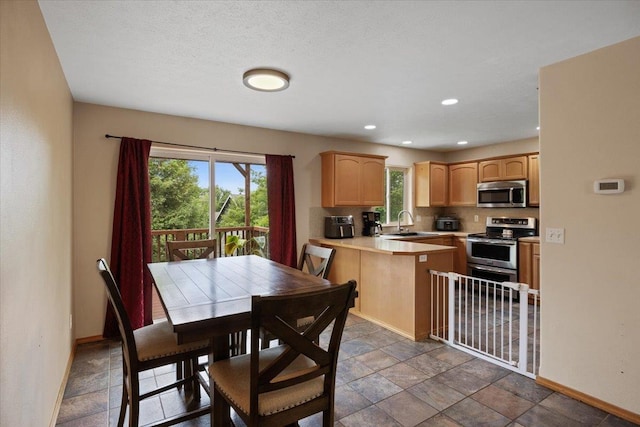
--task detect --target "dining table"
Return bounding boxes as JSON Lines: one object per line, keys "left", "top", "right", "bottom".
{"left": 147, "top": 254, "right": 337, "bottom": 424}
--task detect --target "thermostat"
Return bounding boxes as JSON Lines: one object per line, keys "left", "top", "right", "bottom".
{"left": 594, "top": 179, "right": 625, "bottom": 194}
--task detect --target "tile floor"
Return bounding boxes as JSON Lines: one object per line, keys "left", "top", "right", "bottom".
{"left": 56, "top": 315, "right": 636, "bottom": 427}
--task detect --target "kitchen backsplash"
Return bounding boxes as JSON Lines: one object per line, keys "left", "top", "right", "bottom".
{"left": 311, "top": 206, "right": 540, "bottom": 237}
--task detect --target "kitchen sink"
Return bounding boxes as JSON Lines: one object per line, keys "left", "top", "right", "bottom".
{"left": 385, "top": 231, "right": 440, "bottom": 237}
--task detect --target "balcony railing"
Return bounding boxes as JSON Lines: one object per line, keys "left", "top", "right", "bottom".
{"left": 151, "top": 226, "right": 270, "bottom": 263}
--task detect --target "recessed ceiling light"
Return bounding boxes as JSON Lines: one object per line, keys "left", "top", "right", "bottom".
{"left": 536, "top": 126, "right": 540, "bottom": 131}
{"left": 457, "top": 140, "right": 468, "bottom": 145}
{"left": 441, "top": 98, "right": 458, "bottom": 106}
{"left": 364, "top": 125, "right": 376, "bottom": 130}
{"left": 401, "top": 140, "right": 413, "bottom": 145}
{"left": 243, "top": 68, "right": 289, "bottom": 92}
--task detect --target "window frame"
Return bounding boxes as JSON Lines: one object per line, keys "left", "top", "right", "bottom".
{"left": 381, "top": 165, "right": 413, "bottom": 227}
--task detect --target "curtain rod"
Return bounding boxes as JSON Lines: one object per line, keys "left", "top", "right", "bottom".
{"left": 104, "top": 134, "right": 295, "bottom": 158}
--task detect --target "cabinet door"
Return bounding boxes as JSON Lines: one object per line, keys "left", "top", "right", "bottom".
{"left": 528, "top": 154, "right": 540, "bottom": 206}
{"left": 449, "top": 163, "right": 478, "bottom": 206}
{"left": 361, "top": 157, "right": 385, "bottom": 206}
{"left": 415, "top": 162, "right": 448, "bottom": 207}
{"left": 518, "top": 242, "right": 533, "bottom": 285}
{"left": 532, "top": 243, "right": 540, "bottom": 292}
{"left": 454, "top": 237, "right": 467, "bottom": 275}
{"left": 503, "top": 156, "right": 528, "bottom": 180}
{"left": 478, "top": 160, "right": 501, "bottom": 182}
{"left": 325, "top": 246, "right": 361, "bottom": 311}
{"left": 333, "top": 154, "right": 362, "bottom": 205}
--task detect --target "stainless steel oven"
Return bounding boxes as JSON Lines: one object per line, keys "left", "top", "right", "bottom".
{"left": 466, "top": 217, "right": 537, "bottom": 298}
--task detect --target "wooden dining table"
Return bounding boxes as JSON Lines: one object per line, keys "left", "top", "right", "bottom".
{"left": 147, "top": 255, "right": 336, "bottom": 424}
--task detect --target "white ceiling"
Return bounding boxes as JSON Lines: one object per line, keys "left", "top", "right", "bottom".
{"left": 38, "top": 1, "right": 640, "bottom": 151}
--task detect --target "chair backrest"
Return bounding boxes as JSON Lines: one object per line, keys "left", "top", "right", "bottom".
{"left": 297, "top": 244, "right": 336, "bottom": 279}
{"left": 96, "top": 258, "right": 138, "bottom": 372}
{"left": 166, "top": 238, "right": 217, "bottom": 261}
{"left": 248, "top": 280, "right": 357, "bottom": 424}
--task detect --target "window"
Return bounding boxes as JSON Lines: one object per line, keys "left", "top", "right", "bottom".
{"left": 376, "top": 166, "right": 411, "bottom": 226}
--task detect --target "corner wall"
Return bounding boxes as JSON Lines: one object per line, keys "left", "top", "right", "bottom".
{"left": 539, "top": 36, "right": 640, "bottom": 414}
{"left": 0, "top": 1, "right": 74, "bottom": 425}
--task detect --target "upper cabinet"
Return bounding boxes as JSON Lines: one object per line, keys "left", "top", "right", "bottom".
{"left": 321, "top": 151, "right": 387, "bottom": 207}
{"left": 449, "top": 162, "right": 478, "bottom": 206}
{"left": 415, "top": 161, "right": 448, "bottom": 207}
{"left": 528, "top": 154, "right": 540, "bottom": 206}
{"left": 478, "top": 155, "right": 528, "bottom": 182}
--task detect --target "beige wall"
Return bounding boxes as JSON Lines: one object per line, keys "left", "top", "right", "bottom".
{"left": 0, "top": 1, "right": 74, "bottom": 426}
{"left": 443, "top": 136, "right": 539, "bottom": 163}
{"left": 72, "top": 103, "right": 444, "bottom": 338}
{"left": 539, "top": 36, "right": 640, "bottom": 414}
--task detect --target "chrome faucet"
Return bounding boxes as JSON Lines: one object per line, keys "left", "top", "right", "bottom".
{"left": 397, "top": 210, "right": 414, "bottom": 232}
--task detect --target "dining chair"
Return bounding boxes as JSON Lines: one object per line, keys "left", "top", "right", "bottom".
{"left": 210, "top": 280, "right": 357, "bottom": 427}
{"left": 166, "top": 238, "right": 217, "bottom": 261}
{"left": 260, "top": 243, "right": 336, "bottom": 349}
{"left": 96, "top": 258, "right": 209, "bottom": 427}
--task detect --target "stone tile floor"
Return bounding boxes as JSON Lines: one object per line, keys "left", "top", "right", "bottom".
{"left": 56, "top": 315, "right": 636, "bottom": 427}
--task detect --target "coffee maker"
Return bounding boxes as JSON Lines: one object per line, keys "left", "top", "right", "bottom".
{"left": 362, "top": 211, "right": 382, "bottom": 236}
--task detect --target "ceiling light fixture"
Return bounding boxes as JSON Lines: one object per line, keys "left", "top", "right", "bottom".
{"left": 536, "top": 126, "right": 540, "bottom": 130}
{"left": 402, "top": 140, "right": 413, "bottom": 145}
{"left": 364, "top": 125, "right": 376, "bottom": 130}
{"left": 441, "top": 98, "right": 459, "bottom": 106}
{"left": 243, "top": 68, "right": 290, "bottom": 92}
{"left": 457, "top": 140, "right": 468, "bottom": 145}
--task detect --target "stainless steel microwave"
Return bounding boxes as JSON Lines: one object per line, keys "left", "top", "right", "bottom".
{"left": 477, "top": 180, "right": 527, "bottom": 208}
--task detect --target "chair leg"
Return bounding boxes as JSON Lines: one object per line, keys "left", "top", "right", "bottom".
{"left": 213, "top": 387, "right": 231, "bottom": 427}
{"left": 191, "top": 357, "right": 201, "bottom": 400}
{"left": 117, "top": 383, "right": 128, "bottom": 427}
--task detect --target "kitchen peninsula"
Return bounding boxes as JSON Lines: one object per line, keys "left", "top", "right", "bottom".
{"left": 309, "top": 236, "right": 455, "bottom": 341}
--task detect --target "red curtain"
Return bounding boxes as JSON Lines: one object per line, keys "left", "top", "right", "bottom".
{"left": 103, "top": 137, "right": 153, "bottom": 337}
{"left": 266, "top": 155, "right": 297, "bottom": 267}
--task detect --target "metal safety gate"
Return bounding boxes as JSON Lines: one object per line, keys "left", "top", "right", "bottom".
{"left": 429, "top": 271, "right": 540, "bottom": 379}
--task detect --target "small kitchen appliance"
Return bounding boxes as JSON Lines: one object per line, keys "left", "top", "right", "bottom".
{"left": 435, "top": 216, "right": 460, "bottom": 231}
{"left": 466, "top": 217, "right": 537, "bottom": 297}
{"left": 324, "top": 215, "right": 355, "bottom": 239}
{"left": 362, "top": 211, "right": 382, "bottom": 236}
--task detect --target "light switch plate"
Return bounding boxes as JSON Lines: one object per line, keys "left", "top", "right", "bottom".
{"left": 419, "top": 254, "right": 428, "bottom": 262}
{"left": 545, "top": 227, "right": 565, "bottom": 244}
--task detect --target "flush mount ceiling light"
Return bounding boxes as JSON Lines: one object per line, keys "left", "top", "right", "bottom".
{"left": 401, "top": 140, "right": 413, "bottom": 145}
{"left": 243, "top": 68, "right": 289, "bottom": 92}
{"left": 441, "top": 98, "right": 459, "bottom": 106}
{"left": 364, "top": 124, "right": 377, "bottom": 130}
{"left": 457, "top": 140, "right": 468, "bottom": 145}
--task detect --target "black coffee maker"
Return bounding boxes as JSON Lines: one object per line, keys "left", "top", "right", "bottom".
{"left": 362, "top": 211, "right": 382, "bottom": 236}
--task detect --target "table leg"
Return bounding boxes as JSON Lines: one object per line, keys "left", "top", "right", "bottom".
{"left": 210, "top": 336, "right": 232, "bottom": 427}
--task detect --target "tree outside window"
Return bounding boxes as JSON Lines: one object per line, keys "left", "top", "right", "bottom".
{"left": 376, "top": 167, "right": 409, "bottom": 225}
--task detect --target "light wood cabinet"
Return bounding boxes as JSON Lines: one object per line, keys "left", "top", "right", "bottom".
{"left": 321, "top": 151, "right": 387, "bottom": 207}
{"left": 414, "top": 162, "right": 448, "bottom": 207}
{"left": 448, "top": 162, "right": 478, "bottom": 206}
{"left": 528, "top": 154, "right": 540, "bottom": 206}
{"left": 519, "top": 241, "right": 540, "bottom": 301}
{"left": 478, "top": 156, "right": 528, "bottom": 182}
{"left": 325, "top": 246, "right": 361, "bottom": 311}
{"left": 453, "top": 237, "right": 467, "bottom": 275}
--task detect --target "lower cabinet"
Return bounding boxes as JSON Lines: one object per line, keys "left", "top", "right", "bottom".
{"left": 519, "top": 241, "right": 540, "bottom": 300}
{"left": 325, "top": 246, "right": 361, "bottom": 311}
{"left": 453, "top": 237, "right": 467, "bottom": 275}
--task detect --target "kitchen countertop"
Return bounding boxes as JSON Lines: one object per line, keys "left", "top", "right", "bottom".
{"left": 519, "top": 236, "right": 540, "bottom": 243}
{"left": 310, "top": 236, "right": 456, "bottom": 256}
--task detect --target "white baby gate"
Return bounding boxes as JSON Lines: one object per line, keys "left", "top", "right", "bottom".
{"left": 429, "top": 271, "right": 540, "bottom": 379}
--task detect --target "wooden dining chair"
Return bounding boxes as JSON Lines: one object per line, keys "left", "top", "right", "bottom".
{"left": 210, "top": 280, "right": 357, "bottom": 427}
{"left": 166, "top": 238, "right": 217, "bottom": 261}
{"left": 96, "top": 258, "right": 209, "bottom": 427}
{"left": 260, "top": 243, "right": 336, "bottom": 349}
{"left": 297, "top": 243, "right": 336, "bottom": 279}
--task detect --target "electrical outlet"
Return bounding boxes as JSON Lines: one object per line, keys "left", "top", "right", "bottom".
{"left": 69, "top": 313, "right": 73, "bottom": 330}
{"left": 419, "top": 254, "right": 428, "bottom": 262}
{"left": 474, "top": 215, "right": 479, "bottom": 222}
{"left": 545, "top": 227, "right": 565, "bottom": 244}
{"left": 416, "top": 215, "right": 422, "bottom": 222}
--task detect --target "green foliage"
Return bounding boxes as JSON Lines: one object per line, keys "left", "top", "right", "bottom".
{"left": 149, "top": 158, "right": 209, "bottom": 230}
{"left": 215, "top": 166, "right": 269, "bottom": 227}
{"left": 224, "top": 234, "right": 266, "bottom": 257}
{"left": 376, "top": 168, "right": 405, "bottom": 223}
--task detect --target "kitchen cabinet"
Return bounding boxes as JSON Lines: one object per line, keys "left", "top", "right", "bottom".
{"left": 325, "top": 246, "right": 361, "bottom": 311}
{"left": 448, "top": 162, "right": 478, "bottom": 206}
{"left": 414, "top": 161, "right": 448, "bottom": 207}
{"left": 321, "top": 151, "right": 387, "bottom": 207}
{"left": 528, "top": 154, "right": 540, "bottom": 206}
{"left": 478, "top": 156, "right": 528, "bottom": 182}
{"left": 519, "top": 240, "right": 540, "bottom": 301}
{"left": 453, "top": 237, "right": 467, "bottom": 275}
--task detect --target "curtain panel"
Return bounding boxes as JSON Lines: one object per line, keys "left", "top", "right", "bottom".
{"left": 265, "top": 155, "right": 297, "bottom": 267}
{"left": 103, "top": 137, "right": 153, "bottom": 337}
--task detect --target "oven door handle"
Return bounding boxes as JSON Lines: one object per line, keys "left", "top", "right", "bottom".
{"left": 470, "top": 264, "right": 517, "bottom": 275}
{"left": 468, "top": 239, "right": 516, "bottom": 246}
